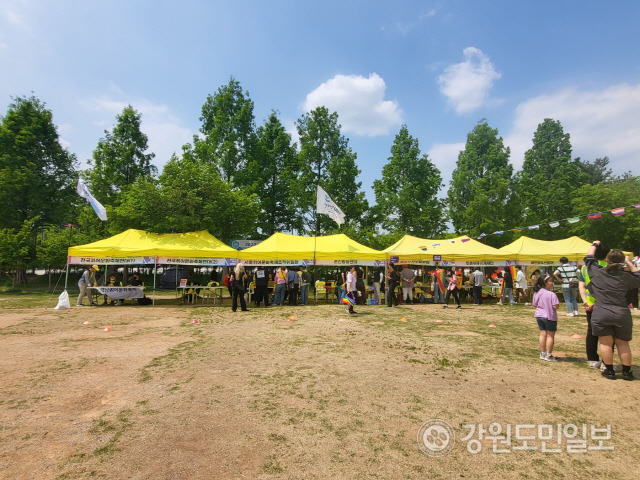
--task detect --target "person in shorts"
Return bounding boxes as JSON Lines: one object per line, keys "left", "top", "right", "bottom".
{"left": 532, "top": 274, "right": 560, "bottom": 361}
{"left": 585, "top": 241, "right": 640, "bottom": 380}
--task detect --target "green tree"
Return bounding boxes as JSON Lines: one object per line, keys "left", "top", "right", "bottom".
{"left": 0, "top": 96, "right": 77, "bottom": 231}
{"left": 112, "top": 156, "right": 259, "bottom": 243}
{"left": 244, "top": 111, "right": 302, "bottom": 236}
{"left": 575, "top": 156, "right": 613, "bottom": 186}
{"left": 516, "top": 118, "right": 583, "bottom": 239}
{"left": 36, "top": 225, "right": 75, "bottom": 288}
{"left": 0, "top": 218, "right": 34, "bottom": 288}
{"left": 447, "top": 119, "right": 515, "bottom": 246}
{"left": 373, "top": 125, "right": 445, "bottom": 237}
{"left": 193, "top": 77, "right": 256, "bottom": 185}
{"left": 87, "top": 105, "right": 156, "bottom": 205}
{"left": 296, "top": 107, "right": 368, "bottom": 234}
{"left": 570, "top": 176, "right": 640, "bottom": 253}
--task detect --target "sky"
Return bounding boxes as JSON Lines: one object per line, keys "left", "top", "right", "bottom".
{"left": 2, "top": 1, "right": 640, "bottom": 203}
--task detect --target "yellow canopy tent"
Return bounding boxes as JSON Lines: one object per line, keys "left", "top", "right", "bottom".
{"left": 498, "top": 236, "right": 632, "bottom": 264}
{"left": 68, "top": 229, "right": 238, "bottom": 264}
{"left": 237, "top": 232, "right": 386, "bottom": 266}
{"left": 384, "top": 234, "right": 512, "bottom": 266}
{"left": 66, "top": 229, "right": 238, "bottom": 304}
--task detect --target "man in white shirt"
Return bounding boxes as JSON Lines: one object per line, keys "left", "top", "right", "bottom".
{"left": 471, "top": 267, "right": 484, "bottom": 305}
{"left": 514, "top": 266, "right": 529, "bottom": 305}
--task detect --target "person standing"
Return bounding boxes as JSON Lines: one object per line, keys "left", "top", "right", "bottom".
{"left": 498, "top": 267, "right": 515, "bottom": 305}
{"left": 274, "top": 266, "right": 287, "bottom": 306}
{"left": 471, "top": 267, "right": 484, "bottom": 305}
{"left": 345, "top": 265, "right": 358, "bottom": 314}
{"left": 299, "top": 267, "right": 309, "bottom": 305}
{"left": 386, "top": 263, "right": 399, "bottom": 308}
{"left": 514, "top": 266, "right": 529, "bottom": 304}
{"left": 254, "top": 268, "right": 270, "bottom": 307}
{"left": 533, "top": 274, "right": 560, "bottom": 361}
{"left": 356, "top": 266, "right": 366, "bottom": 305}
{"left": 442, "top": 269, "right": 461, "bottom": 309}
{"left": 76, "top": 264, "right": 99, "bottom": 307}
{"left": 400, "top": 265, "right": 416, "bottom": 304}
{"left": 231, "top": 263, "right": 249, "bottom": 312}
{"left": 585, "top": 241, "right": 640, "bottom": 380}
{"left": 554, "top": 257, "right": 580, "bottom": 316}
{"left": 287, "top": 267, "right": 299, "bottom": 306}
{"left": 579, "top": 255, "right": 607, "bottom": 369}
{"left": 373, "top": 267, "right": 382, "bottom": 305}
{"left": 433, "top": 267, "right": 446, "bottom": 304}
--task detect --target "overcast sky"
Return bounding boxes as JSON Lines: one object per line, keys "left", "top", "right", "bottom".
{"left": 2, "top": 1, "right": 639, "bottom": 202}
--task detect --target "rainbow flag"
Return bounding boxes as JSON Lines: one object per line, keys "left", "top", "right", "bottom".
{"left": 341, "top": 296, "right": 355, "bottom": 306}
{"left": 588, "top": 212, "right": 602, "bottom": 220}
{"left": 611, "top": 207, "right": 625, "bottom": 217}
{"left": 435, "top": 269, "right": 446, "bottom": 292}
{"left": 419, "top": 245, "right": 428, "bottom": 251}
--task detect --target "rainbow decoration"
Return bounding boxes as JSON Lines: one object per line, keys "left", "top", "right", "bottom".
{"left": 341, "top": 296, "right": 355, "bottom": 306}
{"left": 588, "top": 212, "right": 602, "bottom": 220}
{"left": 435, "top": 268, "right": 446, "bottom": 293}
{"left": 419, "top": 245, "right": 428, "bottom": 251}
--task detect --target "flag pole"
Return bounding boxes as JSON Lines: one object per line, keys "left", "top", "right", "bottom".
{"left": 313, "top": 190, "right": 318, "bottom": 306}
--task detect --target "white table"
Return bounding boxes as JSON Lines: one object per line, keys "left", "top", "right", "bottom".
{"left": 88, "top": 286, "right": 144, "bottom": 300}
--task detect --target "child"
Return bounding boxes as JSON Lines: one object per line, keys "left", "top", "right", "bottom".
{"left": 532, "top": 274, "right": 560, "bottom": 361}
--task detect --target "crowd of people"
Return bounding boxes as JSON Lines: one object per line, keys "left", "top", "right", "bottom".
{"left": 75, "top": 246, "right": 640, "bottom": 380}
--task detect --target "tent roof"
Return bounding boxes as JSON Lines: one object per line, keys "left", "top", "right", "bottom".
{"left": 383, "top": 234, "right": 511, "bottom": 262}
{"left": 68, "top": 229, "right": 237, "bottom": 258}
{"left": 498, "top": 236, "right": 593, "bottom": 262}
{"left": 237, "top": 232, "right": 385, "bottom": 261}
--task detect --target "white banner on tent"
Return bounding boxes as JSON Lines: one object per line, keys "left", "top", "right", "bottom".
{"left": 391, "top": 258, "right": 506, "bottom": 267}
{"left": 314, "top": 259, "right": 386, "bottom": 267}
{"left": 240, "top": 259, "right": 313, "bottom": 267}
{"left": 68, "top": 256, "right": 154, "bottom": 265}
{"left": 158, "top": 257, "right": 237, "bottom": 266}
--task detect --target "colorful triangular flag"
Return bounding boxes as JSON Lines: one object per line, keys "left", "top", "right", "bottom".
{"left": 588, "top": 212, "right": 602, "bottom": 220}
{"left": 493, "top": 230, "right": 504, "bottom": 235}
{"left": 528, "top": 224, "right": 539, "bottom": 230}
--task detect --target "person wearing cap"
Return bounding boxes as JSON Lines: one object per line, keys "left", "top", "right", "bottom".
{"left": 76, "top": 264, "right": 99, "bottom": 307}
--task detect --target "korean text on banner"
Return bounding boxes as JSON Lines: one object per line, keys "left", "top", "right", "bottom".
{"left": 316, "top": 185, "right": 345, "bottom": 226}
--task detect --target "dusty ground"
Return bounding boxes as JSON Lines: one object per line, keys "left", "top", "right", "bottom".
{"left": 1, "top": 295, "right": 639, "bottom": 480}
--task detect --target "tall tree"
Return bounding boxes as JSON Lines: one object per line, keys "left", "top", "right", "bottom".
{"left": 243, "top": 111, "right": 302, "bottom": 236}
{"left": 373, "top": 125, "right": 445, "bottom": 237}
{"left": 0, "top": 96, "right": 77, "bottom": 230}
{"left": 193, "top": 77, "right": 255, "bottom": 185}
{"left": 516, "top": 118, "right": 583, "bottom": 239}
{"left": 447, "top": 119, "right": 515, "bottom": 245}
{"left": 112, "top": 156, "right": 259, "bottom": 243}
{"left": 575, "top": 156, "right": 613, "bottom": 186}
{"left": 87, "top": 105, "right": 156, "bottom": 205}
{"left": 296, "top": 107, "right": 368, "bottom": 234}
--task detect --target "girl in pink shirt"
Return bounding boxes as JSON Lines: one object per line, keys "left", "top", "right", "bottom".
{"left": 532, "top": 274, "right": 560, "bottom": 361}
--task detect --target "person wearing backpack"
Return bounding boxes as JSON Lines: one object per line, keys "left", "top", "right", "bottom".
{"left": 554, "top": 257, "right": 580, "bottom": 317}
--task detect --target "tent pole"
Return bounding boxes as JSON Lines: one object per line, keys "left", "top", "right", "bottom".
{"left": 64, "top": 258, "right": 69, "bottom": 292}
{"left": 152, "top": 257, "right": 157, "bottom": 306}
{"left": 313, "top": 234, "right": 317, "bottom": 306}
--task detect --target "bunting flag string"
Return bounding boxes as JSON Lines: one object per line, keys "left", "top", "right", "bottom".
{"left": 470, "top": 201, "right": 640, "bottom": 240}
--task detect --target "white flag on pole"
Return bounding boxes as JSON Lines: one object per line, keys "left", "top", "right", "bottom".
{"left": 316, "top": 185, "right": 345, "bottom": 226}
{"left": 77, "top": 178, "right": 108, "bottom": 221}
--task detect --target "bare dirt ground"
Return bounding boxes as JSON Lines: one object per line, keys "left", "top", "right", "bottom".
{"left": 1, "top": 297, "right": 639, "bottom": 480}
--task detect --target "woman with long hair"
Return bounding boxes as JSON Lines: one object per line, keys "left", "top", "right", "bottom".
{"left": 231, "top": 263, "right": 250, "bottom": 312}
{"left": 585, "top": 241, "right": 640, "bottom": 380}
